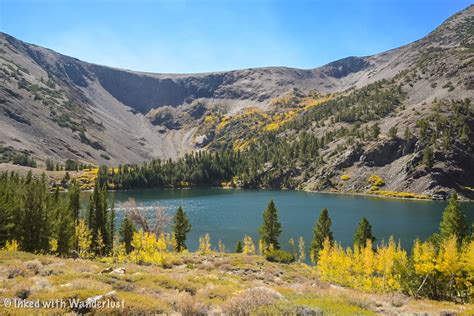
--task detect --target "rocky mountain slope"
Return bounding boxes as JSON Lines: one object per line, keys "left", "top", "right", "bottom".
{"left": 0, "top": 5, "right": 473, "bottom": 197}
{"left": 0, "top": 33, "right": 383, "bottom": 166}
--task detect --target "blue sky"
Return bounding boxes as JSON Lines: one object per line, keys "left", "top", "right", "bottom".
{"left": 0, "top": 0, "right": 471, "bottom": 73}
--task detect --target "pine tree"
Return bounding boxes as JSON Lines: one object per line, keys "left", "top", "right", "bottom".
{"left": 108, "top": 202, "right": 115, "bottom": 253}
{"left": 354, "top": 217, "right": 376, "bottom": 248}
{"left": 96, "top": 230, "right": 105, "bottom": 256}
{"left": 259, "top": 200, "right": 282, "bottom": 251}
{"left": 388, "top": 126, "right": 398, "bottom": 140}
{"left": 119, "top": 217, "right": 135, "bottom": 254}
{"left": 54, "top": 197, "right": 74, "bottom": 255}
{"left": 439, "top": 193, "right": 468, "bottom": 243}
{"left": 19, "top": 172, "right": 49, "bottom": 252}
{"left": 68, "top": 180, "right": 81, "bottom": 221}
{"left": 422, "top": 147, "right": 434, "bottom": 169}
{"left": 173, "top": 206, "right": 191, "bottom": 252}
{"left": 310, "top": 208, "right": 333, "bottom": 263}
{"left": 371, "top": 124, "right": 380, "bottom": 140}
{"left": 404, "top": 126, "right": 411, "bottom": 140}
{"left": 86, "top": 182, "right": 110, "bottom": 255}
{"left": 235, "top": 240, "right": 243, "bottom": 253}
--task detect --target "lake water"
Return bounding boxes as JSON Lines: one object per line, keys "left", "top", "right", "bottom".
{"left": 82, "top": 188, "right": 474, "bottom": 253}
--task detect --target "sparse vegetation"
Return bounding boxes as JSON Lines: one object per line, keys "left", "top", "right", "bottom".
{"left": 0, "top": 169, "right": 473, "bottom": 314}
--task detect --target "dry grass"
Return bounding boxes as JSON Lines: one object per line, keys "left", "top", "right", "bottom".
{"left": 0, "top": 250, "right": 472, "bottom": 315}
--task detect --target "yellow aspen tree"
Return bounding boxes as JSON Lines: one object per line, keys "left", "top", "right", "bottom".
{"left": 268, "top": 243, "right": 275, "bottom": 252}
{"left": 113, "top": 242, "right": 127, "bottom": 263}
{"left": 362, "top": 239, "right": 375, "bottom": 291}
{"left": 412, "top": 239, "right": 436, "bottom": 275}
{"left": 3, "top": 240, "right": 20, "bottom": 252}
{"left": 198, "top": 233, "right": 212, "bottom": 254}
{"left": 462, "top": 240, "right": 474, "bottom": 297}
{"left": 242, "top": 235, "right": 256, "bottom": 255}
{"left": 130, "top": 231, "right": 146, "bottom": 264}
{"left": 218, "top": 240, "right": 226, "bottom": 253}
{"left": 412, "top": 239, "right": 436, "bottom": 296}
{"left": 376, "top": 237, "right": 398, "bottom": 291}
{"left": 157, "top": 233, "right": 168, "bottom": 265}
{"left": 49, "top": 238, "right": 58, "bottom": 255}
{"left": 298, "top": 236, "right": 306, "bottom": 262}
{"left": 289, "top": 238, "right": 297, "bottom": 259}
{"left": 258, "top": 239, "right": 266, "bottom": 255}
{"left": 157, "top": 233, "right": 167, "bottom": 252}
{"left": 436, "top": 235, "right": 461, "bottom": 276}
{"left": 329, "top": 243, "right": 342, "bottom": 284}
{"left": 316, "top": 237, "right": 332, "bottom": 281}
{"left": 352, "top": 243, "right": 364, "bottom": 288}
{"left": 392, "top": 239, "right": 408, "bottom": 291}
{"left": 342, "top": 246, "right": 355, "bottom": 287}
{"left": 76, "top": 219, "right": 92, "bottom": 258}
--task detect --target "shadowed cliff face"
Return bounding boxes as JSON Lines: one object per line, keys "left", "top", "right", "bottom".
{"left": 91, "top": 66, "right": 226, "bottom": 113}
{"left": 1, "top": 31, "right": 373, "bottom": 116}
{"left": 322, "top": 57, "right": 370, "bottom": 78}
{"left": 0, "top": 2, "right": 472, "bottom": 203}
{"left": 90, "top": 61, "right": 371, "bottom": 115}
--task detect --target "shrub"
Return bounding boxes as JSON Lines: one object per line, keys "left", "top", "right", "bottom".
{"left": 368, "top": 175, "right": 385, "bottom": 186}
{"left": 265, "top": 250, "right": 295, "bottom": 264}
{"left": 340, "top": 175, "right": 351, "bottom": 181}
{"left": 176, "top": 292, "right": 206, "bottom": 316}
{"left": 3, "top": 240, "right": 20, "bottom": 252}
{"left": 224, "top": 287, "right": 283, "bottom": 315}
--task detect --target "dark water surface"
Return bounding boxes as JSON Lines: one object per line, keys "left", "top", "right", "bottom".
{"left": 81, "top": 188, "right": 474, "bottom": 252}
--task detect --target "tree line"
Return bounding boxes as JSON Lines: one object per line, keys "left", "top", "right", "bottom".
{"left": 1, "top": 171, "right": 472, "bottom": 302}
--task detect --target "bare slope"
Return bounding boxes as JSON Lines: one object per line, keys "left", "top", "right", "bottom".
{"left": 0, "top": 5, "right": 472, "bottom": 198}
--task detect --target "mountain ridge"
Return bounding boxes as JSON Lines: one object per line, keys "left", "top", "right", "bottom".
{"left": 0, "top": 5, "right": 473, "bottom": 197}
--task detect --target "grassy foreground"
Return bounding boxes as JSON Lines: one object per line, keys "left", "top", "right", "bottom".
{"left": 0, "top": 251, "right": 472, "bottom": 315}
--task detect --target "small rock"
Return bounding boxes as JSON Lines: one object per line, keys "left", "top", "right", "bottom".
{"left": 100, "top": 267, "right": 113, "bottom": 274}
{"left": 70, "top": 250, "right": 80, "bottom": 259}
{"left": 296, "top": 306, "right": 323, "bottom": 316}
{"left": 111, "top": 267, "right": 126, "bottom": 274}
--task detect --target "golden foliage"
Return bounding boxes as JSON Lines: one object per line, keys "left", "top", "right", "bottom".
{"left": 340, "top": 175, "right": 351, "bottom": 181}
{"left": 371, "top": 190, "right": 430, "bottom": 199}
{"left": 413, "top": 239, "right": 436, "bottom": 275}
{"left": 75, "top": 219, "right": 92, "bottom": 258}
{"left": 3, "top": 240, "right": 20, "bottom": 252}
{"left": 413, "top": 236, "right": 473, "bottom": 299}
{"left": 242, "top": 235, "right": 256, "bottom": 255}
{"left": 298, "top": 236, "right": 306, "bottom": 262}
{"left": 204, "top": 114, "right": 219, "bottom": 125}
{"left": 216, "top": 116, "right": 231, "bottom": 131}
{"left": 317, "top": 237, "right": 407, "bottom": 292}
{"left": 49, "top": 238, "right": 58, "bottom": 255}
{"left": 129, "top": 231, "right": 172, "bottom": 265}
{"left": 318, "top": 235, "right": 474, "bottom": 299}
{"left": 233, "top": 139, "right": 252, "bottom": 152}
{"left": 198, "top": 233, "right": 212, "bottom": 254}
{"left": 263, "top": 93, "right": 333, "bottom": 132}
{"left": 368, "top": 175, "right": 385, "bottom": 186}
